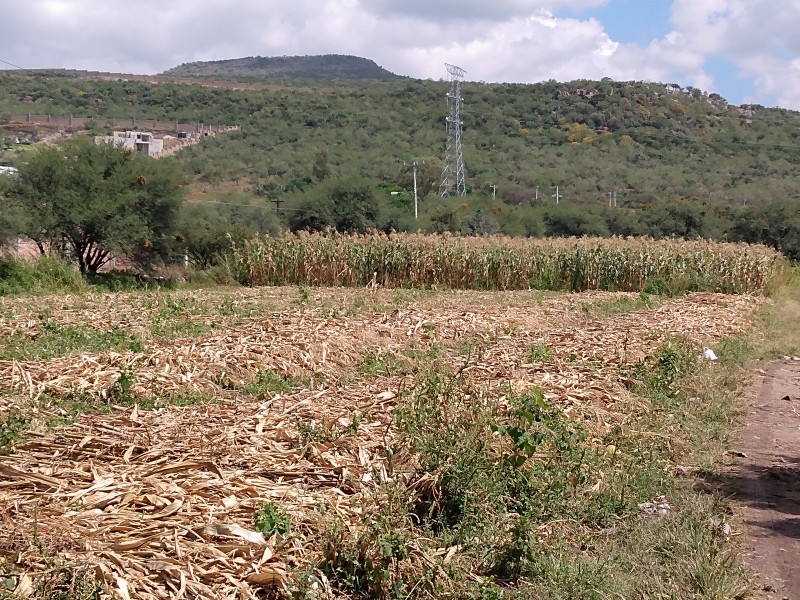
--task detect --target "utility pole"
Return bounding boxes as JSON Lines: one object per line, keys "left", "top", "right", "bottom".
{"left": 553, "top": 186, "right": 561, "bottom": 205}
{"left": 413, "top": 161, "right": 419, "bottom": 219}
{"left": 608, "top": 191, "right": 617, "bottom": 207}
{"left": 535, "top": 186, "right": 539, "bottom": 202}
{"left": 404, "top": 160, "right": 421, "bottom": 220}
{"left": 270, "top": 196, "right": 284, "bottom": 215}
{"left": 490, "top": 184, "right": 497, "bottom": 200}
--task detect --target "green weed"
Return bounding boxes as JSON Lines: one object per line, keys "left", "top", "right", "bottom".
{"left": 0, "top": 256, "right": 86, "bottom": 297}
{"left": 316, "top": 490, "right": 410, "bottom": 599}
{"left": 241, "top": 369, "right": 310, "bottom": 397}
{"left": 0, "top": 410, "right": 28, "bottom": 455}
{"left": 254, "top": 502, "right": 291, "bottom": 537}
{"left": 525, "top": 343, "right": 552, "bottom": 363}
{"left": 361, "top": 351, "right": 402, "bottom": 376}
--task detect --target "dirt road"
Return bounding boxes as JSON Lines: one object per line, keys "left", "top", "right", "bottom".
{"left": 729, "top": 359, "right": 800, "bottom": 598}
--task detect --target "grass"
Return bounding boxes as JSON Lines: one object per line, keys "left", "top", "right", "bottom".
{"left": 0, "top": 256, "right": 87, "bottom": 296}
{"left": 361, "top": 351, "right": 403, "bottom": 376}
{"left": 0, "top": 257, "right": 181, "bottom": 297}
{"left": 580, "top": 290, "right": 659, "bottom": 316}
{"left": 240, "top": 369, "right": 312, "bottom": 397}
{"left": 525, "top": 343, "right": 552, "bottom": 363}
{"left": 0, "top": 323, "right": 145, "bottom": 361}
{"left": 2, "top": 391, "right": 218, "bottom": 444}
{"left": 0, "top": 410, "right": 28, "bottom": 455}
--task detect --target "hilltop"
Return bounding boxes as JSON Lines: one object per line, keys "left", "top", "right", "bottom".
{"left": 161, "top": 54, "right": 402, "bottom": 81}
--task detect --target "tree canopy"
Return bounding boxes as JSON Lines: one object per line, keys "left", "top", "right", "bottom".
{"left": 3, "top": 139, "right": 185, "bottom": 273}
{"left": 287, "top": 176, "right": 381, "bottom": 233}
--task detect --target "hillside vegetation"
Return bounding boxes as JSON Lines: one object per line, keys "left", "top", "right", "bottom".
{"left": 1, "top": 64, "right": 800, "bottom": 260}
{"left": 2, "top": 70, "right": 798, "bottom": 207}
{"left": 161, "top": 54, "right": 402, "bottom": 80}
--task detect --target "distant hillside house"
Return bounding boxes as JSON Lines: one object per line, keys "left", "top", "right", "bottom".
{"left": 95, "top": 131, "right": 164, "bottom": 157}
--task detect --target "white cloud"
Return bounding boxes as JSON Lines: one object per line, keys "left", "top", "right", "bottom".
{"left": 1, "top": 0, "right": 799, "bottom": 107}
{"left": 664, "top": 0, "right": 800, "bottom": 107}
{"left": 360, "top": 0, "right": 608, "bottom": 22}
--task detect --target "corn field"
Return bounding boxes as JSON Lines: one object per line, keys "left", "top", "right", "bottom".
{"left": 230, "top": 232, "right": 788, "bottom": 294}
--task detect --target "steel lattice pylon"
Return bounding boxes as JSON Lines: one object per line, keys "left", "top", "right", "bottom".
{"left": 438, "top": 63, "right": 466, "bottom": 197}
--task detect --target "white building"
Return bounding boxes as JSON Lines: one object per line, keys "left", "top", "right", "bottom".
{"left": 0, "top": 165, "right": 18, "bottom": 176}
{"left": 95, "top": 131, "right": 164, "bottom": 157}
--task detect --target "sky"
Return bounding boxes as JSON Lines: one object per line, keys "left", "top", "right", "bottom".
{"left": 1, "top": 0, "right": 798, "bottom": 109}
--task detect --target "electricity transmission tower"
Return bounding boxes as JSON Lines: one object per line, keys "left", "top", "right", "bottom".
{"left": 439, "top": 63, "right": 467, "bottom": 197}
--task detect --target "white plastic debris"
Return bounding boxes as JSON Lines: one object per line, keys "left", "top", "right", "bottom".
{"left": 638, "top": 499, "right": 671, "bottom": 517}
{"left": 703, "top": 347, "right": 718, "bottom": 361}
{"left": 710, "top": 518, "right": 732, "bottom": 539}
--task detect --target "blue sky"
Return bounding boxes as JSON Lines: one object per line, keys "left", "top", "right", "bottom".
{"left": 570, "top": 0, "right": 758, "bottom": 106}
{"left": 0, "top": 0, "right": 798, "bottom": 108}
{"left": 577, "top": 0, "right": 672, "bottom": 44}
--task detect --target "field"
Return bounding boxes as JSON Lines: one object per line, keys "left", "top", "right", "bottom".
{"left": 231, "top": 233, "right": 786, "bottom": 294}
{"left": 0, "top": 276, "right": 775, "bottom": 599}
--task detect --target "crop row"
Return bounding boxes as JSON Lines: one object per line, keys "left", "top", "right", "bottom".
{"left": 230, "top": 232, "right": 787, "bottom": 294}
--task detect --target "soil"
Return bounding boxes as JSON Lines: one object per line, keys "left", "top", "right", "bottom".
{"left": 728, "top": 359, "right": 800, "bottom": 598}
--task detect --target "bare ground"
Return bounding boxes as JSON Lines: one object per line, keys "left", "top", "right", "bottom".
{"left": 729, "top": 359, "right": 800, "bottom": 598}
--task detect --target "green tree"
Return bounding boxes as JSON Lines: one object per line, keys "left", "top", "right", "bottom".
{"left": 732, "top": 201, "right": 800, "bottom": 260}
{"left": 4, "top": 139, "right": 185, "bottom": 274}
{"left": 396, "top": 157, "right": 442, "bottom": 199}
{"left": 543, "top": 205, "right": 610, "bottom": 237}
{"left": 640, "top": 200, "right": 721, "bottom": 239}
{"left": 179, "top": 199, "right": 279, "bottom": 269}
{"left": 312, "top": 149, "right": 333, "bottom": 182}
{"left": 288, "top": 176, "right": 381, "bottom": 233}
{"left": 0, "top": 175, "right": 24, "bottom": 248}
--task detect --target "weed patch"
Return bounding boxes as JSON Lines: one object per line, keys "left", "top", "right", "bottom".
{"left": 361, "top": 351, "right": 402, "bottom": 376}
{"left": 0, "top": 410, "right": 28, "bottom": 455}
{"left": 241, "top": 369, "right": 311, "bottom": 397}
{"left": 525, "top": 343, "right": 552, "bottom": 363}
{"left": 0, "top": 323, "right": 144, "bottom": 361}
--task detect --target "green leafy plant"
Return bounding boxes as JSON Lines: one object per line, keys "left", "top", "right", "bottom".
{"left": 254, "top": 502, "right": 291, "bottom": 537}
{"left": 318, "top": 510, "right": 409, "bottom": 599}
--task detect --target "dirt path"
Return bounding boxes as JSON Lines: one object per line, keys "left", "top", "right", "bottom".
{"left": 729, "top": 359, "right": 800, "bottom": 598}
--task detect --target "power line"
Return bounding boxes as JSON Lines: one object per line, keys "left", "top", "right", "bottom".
{"left": 190, "top": 199, "right": 305, "bottom": 212}
{"left": 0, "top": 57, "right": 33, "bottom": 71}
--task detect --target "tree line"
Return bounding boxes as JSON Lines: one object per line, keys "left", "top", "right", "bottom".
{"left": 2, "top": 140, "right": 797, "bottom": 283}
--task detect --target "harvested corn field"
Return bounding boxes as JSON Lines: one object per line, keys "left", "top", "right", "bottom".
{"left": 0, "top": 286, "right": 769, "bottom": 599}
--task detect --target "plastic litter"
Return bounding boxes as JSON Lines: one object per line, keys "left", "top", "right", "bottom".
{"left": 703, "top": 347, "right": 718, "bottom": 361}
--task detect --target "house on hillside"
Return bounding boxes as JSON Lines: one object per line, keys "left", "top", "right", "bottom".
{"left": 95, "top": 131, "right": 164, "bottom": 157}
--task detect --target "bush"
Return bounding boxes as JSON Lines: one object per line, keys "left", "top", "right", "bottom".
{"left": 0, "top": 256, "right": 86, "bottom": 296}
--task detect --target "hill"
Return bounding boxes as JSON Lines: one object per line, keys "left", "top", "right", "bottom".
{"left": 1, "top": 70, "right": 800, "bottom": 255}
{"left": 2, "top": 71, "right": 799, "bottom": 208}
{"left": 161, "top": 54, "right": 402, "bottom": 81}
